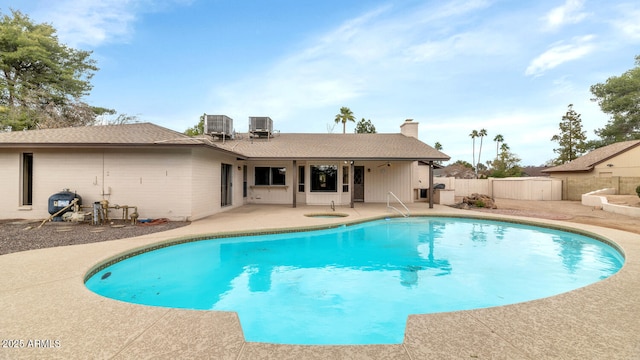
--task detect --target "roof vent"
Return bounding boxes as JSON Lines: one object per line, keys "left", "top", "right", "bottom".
{"left": 249, "top": 116, "right": 273, "bottom": 138}
{"left": 204, "top": 114, "right": 233, "bottom": 137}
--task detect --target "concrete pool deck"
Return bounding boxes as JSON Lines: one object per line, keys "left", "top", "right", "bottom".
{"left": 1, "top": 203, "right": 639, "bottom": 359}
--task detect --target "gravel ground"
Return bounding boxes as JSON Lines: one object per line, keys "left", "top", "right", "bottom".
{"left": 0, "top": 218, "right": 190, "bottom": 255}
{"left": 473, "top": 197, "right": 640, "bottom": 235}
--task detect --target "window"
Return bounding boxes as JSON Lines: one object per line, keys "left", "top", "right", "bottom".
{"left": 243, "top": 165, "right": 247, "bottom": 198}
{"left": 255, "top": 166, "right": 286, "bottom": 186}
{"left": 22, "top": 153, "right": 33, "bottom": 206}
{"left": 221, "top": 163, "right": 232, "bottom": 206}
{"left": 342, "top": 166, "right": 349, "bottom": 192}
{"left": 298, "top": 166, "right": 305, "bottom": 192}
{"left": 311, "top": 165, "right": 337, "bottom": 192}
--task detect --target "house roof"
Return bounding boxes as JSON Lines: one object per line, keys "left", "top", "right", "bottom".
{"left": 521, "top": 166, "right": 551, "bottom": 177}
{"left": 212, "top": 133, "right": 450, "bottom": 161}
{"left": 0, "top": 123, "right": 450, "bottom": 162}
{"left": 542, "top": 140, "right": 640, "bottom": 173}
{"left": 0, "top": 122, "right": 202, "bottom": 147}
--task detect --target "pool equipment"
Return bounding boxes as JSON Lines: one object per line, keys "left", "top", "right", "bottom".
{"left": 48, "top": 189, "right": 81, "bottom": 221}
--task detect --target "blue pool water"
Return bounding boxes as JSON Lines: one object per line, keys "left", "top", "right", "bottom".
{"left": 85, "top": 217, "right": 623, "bottom": 345}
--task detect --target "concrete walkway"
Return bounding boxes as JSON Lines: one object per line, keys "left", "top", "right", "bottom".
{"left": 1, "top": 203, "right": 639, "bottom": 359}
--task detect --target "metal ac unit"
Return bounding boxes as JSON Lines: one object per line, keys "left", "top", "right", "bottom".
{"left": 204, "top": 115, "right": 233, "bottom": 137}
{"left": 249, "top": 116, "right": 273, "bottom": 137}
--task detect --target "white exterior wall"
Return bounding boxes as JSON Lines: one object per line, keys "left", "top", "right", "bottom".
{"left": 190, "top": 149, "right": 217, "bottom": 219}
{"left": 101, "top": 149, "right": 192, "bottom": 221}
{"left": 1, "top": 146, "right": 430, "bottom": 219}
{"left": 190, "top": 149, "right": 245, "bottom": 220}
{"left": 0, "top": 147, "right": 246, "bottom": 221}
{"left": 246, "top": 160, "right": 293, "bottom": 205}
{"left": 0, "top": 151, "right": 25, "bottom": 218}
{"left": 244, "top": 160, "right": 417, "bottom": 206}
{"left": 358, "top": 161, "right": 414, "bottom": 203}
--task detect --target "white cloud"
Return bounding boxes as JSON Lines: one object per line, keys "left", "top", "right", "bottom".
{"left": 404, "top": 31, "right": 510, "bottom": 62}
{"left": 208, "top": 0, "right": 507, "bottom": 129}
{"left": 613, "top": 7, "right": 640, "bottom": 40}
{"left": 525, "top": 35, "right": 596, "bottom": 76}
{"left": 543, "top": 0, "right": 588, "bottom": 31}
{"left": 33, "top": 0, "right": 193, "bottom": 47}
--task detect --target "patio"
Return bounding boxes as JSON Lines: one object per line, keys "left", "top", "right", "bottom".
{"left": 1, "top": 203, "right": 639, "bottom": 359}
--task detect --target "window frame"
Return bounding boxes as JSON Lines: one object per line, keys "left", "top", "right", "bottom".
{"left": 310, "top": 165, "right": 338, "bottom": 192}
{"left": 254, "top": 166, "right": 287, "bottom": 186}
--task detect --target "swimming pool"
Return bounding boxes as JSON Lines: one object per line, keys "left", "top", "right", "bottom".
{"left": 85, "top": 216, "right": 623, "bottom": 345}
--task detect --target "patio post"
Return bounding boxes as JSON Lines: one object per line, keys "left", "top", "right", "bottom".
{"left": 350, "top": 161, "right": 355, "bottom": 208}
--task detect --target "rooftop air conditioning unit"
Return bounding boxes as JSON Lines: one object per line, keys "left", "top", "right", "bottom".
{"left": 249, "top": 116, "right": 273, "bottom": 137}
{"left": 204, "top": 115, "right": 233, "bottom": 137}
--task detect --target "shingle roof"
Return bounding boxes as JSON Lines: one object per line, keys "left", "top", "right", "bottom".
{"left": 542, "top": 140, "right": 640, "bottom": 173}
{"left": 213, "top": 133, "right": 450, "bottom": 161}
{"left": 0, "top": 123, "right": 450, "bottom": 161}
{"left": 0, "top": 123, "right": 200, "bottom": 147}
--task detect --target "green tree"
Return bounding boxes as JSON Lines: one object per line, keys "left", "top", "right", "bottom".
{"left": 493, "top": 134, "right": 504, "bottom": 157}
{"left": 98, "top": 112, "right": 138, "bottom": 125}
{"left": 433, "top": 142, "right": 443, "bottom": 165}
{"left": 334, "top": 107, "right": 355, "bottom": 134}
{"left": 469, "top": 130, "right": 479, "bottom": 177}
{"left": 185, "top": 114, "right": 205, "bottom": 136}
{"left": 0, "top": 10, "right": 98, "bottom": 130}
{"left": 476, "top": 128, "right": 487, "bottom": 174}
{"left": 489, "top": 143, "right": 523, "bottom": 177}
{"left": 453, "top": 159, "right": 473, "bottom": 168}
{"left": 354, "top": 118, "right": 376, "bottom": 133}
{"left": 550, "top": 104, "right": 587, "bottom": 165}
{"left": 590, "top": 55, "right": 640, "bottom": 145}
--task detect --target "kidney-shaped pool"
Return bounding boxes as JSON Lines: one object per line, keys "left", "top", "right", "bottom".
{"left": 85, "top": 216, "right": 623, "bottom": 345}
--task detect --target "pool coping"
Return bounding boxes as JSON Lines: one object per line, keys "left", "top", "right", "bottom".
{"left": 1, "top": 203, "right": 640, "bottom": 359}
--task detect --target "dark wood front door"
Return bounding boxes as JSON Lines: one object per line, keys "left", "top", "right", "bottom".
{"left": 354, "top": 166, "right": 365, "bottom": 202}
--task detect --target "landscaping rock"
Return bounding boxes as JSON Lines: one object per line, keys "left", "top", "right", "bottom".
{"left": 460, "top": 193, "right": 497, "bottom": 209}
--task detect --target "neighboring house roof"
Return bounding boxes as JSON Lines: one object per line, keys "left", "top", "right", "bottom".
{"left": 213, "top": 133, "right": 450, "bottom": 161}
{"left": 0, "top": 123, "right": 450, "bottom": 162}
{"left": 542, "top": 140, "right": 640, "bottom": 173}
{"left": 521, "top": 166, "right": 550, "bottom": 177}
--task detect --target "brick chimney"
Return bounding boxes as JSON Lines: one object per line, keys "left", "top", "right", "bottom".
{"left": 400, "top": 119, "right": 419, "bottom": 139}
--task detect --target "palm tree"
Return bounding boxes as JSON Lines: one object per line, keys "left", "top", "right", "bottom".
{"left": 334, "top": 107, "right": 356, "bottom": 134}
{"left": 434, "top": 142, "right": 443, "bottom": 151}
{"left": 477, "top": 128, "right": 487, "bottom": 176}
{"left": 493, "top": 134, "right": 504, "bottom": 157}
{"left": 469, "top": 130, "right": 479, "bottom": 175}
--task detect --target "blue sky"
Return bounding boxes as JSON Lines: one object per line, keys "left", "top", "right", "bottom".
{"left": 2, "top": 0, "right": 639, "bottom": 166}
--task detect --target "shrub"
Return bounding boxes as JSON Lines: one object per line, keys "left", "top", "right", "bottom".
{"left": 475, "top": 200, "right": 486, "bottom": 208}
{"left": 636, "top": 185, "right": 640, "bottom": 198}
